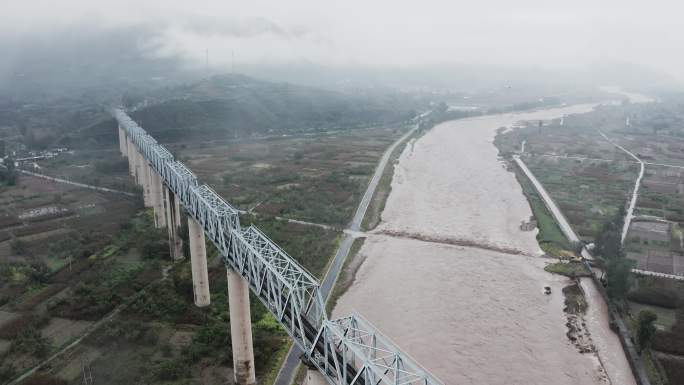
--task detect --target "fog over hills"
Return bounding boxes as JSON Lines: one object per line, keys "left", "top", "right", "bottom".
{"left": 0, "top": 20, "right": 678, "bottom": 103}
{"left": 124, "top": 74, "right": 418, "bottom": 142}
{"left": 1, "top": 18, "right": 677, "bottom": 156}
{"left": 0, "top": 25, "right": 197, "bottom": 101}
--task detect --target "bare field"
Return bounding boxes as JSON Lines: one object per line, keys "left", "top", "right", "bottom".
{"left": 495, "top": 107, "right": 634, "bottom": 161}
{"left": 0, "top": 174, "right": 137, "bottom": 267}
{"left": 497, "top": 101, "right": 684, "bottom": 246}
{"left": 0, "top": 165, "right": 144, "bottom": 384}
{"left": 0, "top": 211, "right": 164, "bottom": 382}
{"left": 524, "top": 156, "right": 638, "bottom": 240}
{"left": 29, "top": 148, "right": 133, "bottom": 192}
{"left": 0, "top": 121, "right": 408, "bottom": 384}
{"left": 173, "top": 126, "right": 408, "bottom": 226}
{"left": 497, "top": 98, "right": 684, "bottom": 385}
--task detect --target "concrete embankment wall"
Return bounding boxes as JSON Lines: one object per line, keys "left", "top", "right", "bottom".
{"left": 584, "top": 261, "right": 652, "bottom": 385}
{"left": 514, "top": 154, "right": 652, "bottom": 384}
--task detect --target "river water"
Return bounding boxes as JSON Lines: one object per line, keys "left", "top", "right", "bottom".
{"left": 333, "top": 104, "right": 636, "bottom": 385}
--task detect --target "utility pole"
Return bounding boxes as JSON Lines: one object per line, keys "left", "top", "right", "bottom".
{"left": 205, "top": 48, "right": 209, "bottom": 79}
{"left": 81, "top": 357, "right": 93, "bottom": 385}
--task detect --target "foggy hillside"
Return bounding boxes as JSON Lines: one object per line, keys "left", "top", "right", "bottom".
{"left": 0, "top": 24, "right": 199, "bottom": 102}
{"left": 125, "top": 74, "right": 419, "bottom": 142}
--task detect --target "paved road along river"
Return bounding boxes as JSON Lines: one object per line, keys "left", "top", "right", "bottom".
{"left": 333, "top": 104, "right": 636, "bottom": 385}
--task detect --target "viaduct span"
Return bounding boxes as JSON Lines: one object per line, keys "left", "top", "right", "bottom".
{"left": 113, "top": 109, "right": 442, "bottom": 385}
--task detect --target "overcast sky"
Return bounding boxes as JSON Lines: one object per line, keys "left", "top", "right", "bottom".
{"left": 4, "top": 0, "right": 684, "bottom": 81}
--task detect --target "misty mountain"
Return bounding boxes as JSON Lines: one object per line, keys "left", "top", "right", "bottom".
{"left": 0, "top": 24, "right": 202, "bottom": 150}
{"left": 0, "top": 24, "right": 421, "bottom": 149}
{"left": 241, "top": 61, "right": 677, "bottom": 96}
{"left": 0, "top": 24, "right": 199, "bottom": 102}
{"left": 124, "top": 74, "right": 418, "bottom": 142}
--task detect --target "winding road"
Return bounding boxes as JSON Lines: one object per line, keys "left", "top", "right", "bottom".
{"left": 597, "top": 131, "right": 645, "bottom": 243}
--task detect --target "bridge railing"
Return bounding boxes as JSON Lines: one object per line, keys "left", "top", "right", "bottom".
{"left": 166, "top": 161, "right": 198, "bottom": 204}
{"left": 150, "top": 144, "right": 174, "bottom": 174}
{"left": 188, "top": 184, "right": 240, "bottom": 250}
{"left": 314, "top": 314, "right": 440, "bottom": 385}
{"left": 113, "top": 108, "right": 443, "bottom": 385}
{"left": 240, "top": 225, "right": 325, "bottom": 336}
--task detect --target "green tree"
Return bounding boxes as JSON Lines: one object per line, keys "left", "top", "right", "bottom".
{"left": 0, "top": 363, "right": 16, "bottom": 383}
{"left": 435, "top": 101, "right": 449, "bottom": 114}
{"left": 27, "top": 262, "right": 50, "bottom": 284}
{"left": 48, "top": 235, "right": 81, "bottom": 259}
{"left": 636, "top": 309, "right": 658, "bottom": 352}
{"left": 606, "top": 257, "right": 632, "bottom": 300}
{"left": 595, "top": 207, "right": 626, "bottom": 260}
{"left": 154, "top": 360, "right": 189, "bottom": 381}
{"left": 595, "top": 222, "right": 623, "bottom": 259}
{"left": 140, "top": 238, "right": 169, "bottom": 260}
{"left": 10, "top": 238, "right": 27, "bottom": 255}
{"left": 11, "top": 326, "right": 50, "bottom": 358}
{"left": 2, "top": 155, "right": 17, "bottom": 186}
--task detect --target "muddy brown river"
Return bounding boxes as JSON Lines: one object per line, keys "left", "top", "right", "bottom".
{"left": 333, "top": 104, "right": 636, "bottom": 385}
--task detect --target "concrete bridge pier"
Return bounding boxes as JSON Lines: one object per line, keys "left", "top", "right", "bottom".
{"left": 139, "top": 154, "right": 152, "bottom": 208}
{"left": 126, "top": 136, "right": 136, "bottom": 179}
{"left": 227, "top": 270, "right": 256, "bottom": 385}
{"left": 149, "top": 167, "right": 166, "bottom": 228}
{"left": 188, "top": 217, "right": 210, "bottom": 307}
{"left": 118, "top": 125, "right": 127, "bottom": 157}
{"left": 303, "top": 368, "right": 327, "bottom": 385}
{"left": 134, "top": 147, "right": 144, "bottom": 188}
{"left": 164, "top": 187, "right": 184, "bottom": 260}
{"left": 134, "top": 146, "right": 143, "bottom": 186}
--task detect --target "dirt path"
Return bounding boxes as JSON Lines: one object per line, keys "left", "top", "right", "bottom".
{"left": 597, "top": 131, "right": 644, "bottom": 244}
{"left": 17, "top": 169, "right": 135, "bottom": 197}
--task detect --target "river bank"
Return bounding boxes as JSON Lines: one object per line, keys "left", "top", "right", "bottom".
{"left": 332, "top": 103, "right": 636, "bottom": 384}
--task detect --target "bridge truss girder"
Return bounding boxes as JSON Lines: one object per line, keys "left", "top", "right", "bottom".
{"left": 112, "top": 108, "right": 442, "bottom": 385}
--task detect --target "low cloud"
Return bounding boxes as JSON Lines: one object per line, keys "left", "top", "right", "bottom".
{"left": 2, "top": 0, "right": 683, "bottom": 85}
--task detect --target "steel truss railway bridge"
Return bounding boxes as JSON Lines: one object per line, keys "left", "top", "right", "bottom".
{"left": 113, "top": 109, "right": 442, "bottom": 385}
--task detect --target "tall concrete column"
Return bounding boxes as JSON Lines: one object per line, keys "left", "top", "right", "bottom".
{"left": 149, "top": 166, "right": 166, "bottom": 228}
{"left": 139, "top": 153, "right": 152, "bottom": 207}
{"left": 227, "top": 270, "right": 256, "bottom": 385}
{"left": 134, "top": 147, "right": 143, "bottom": 187}
{"left": 303, "top": 368, "right": 327, "bottom": 385}
{"left": 164, "top": 187, "right": 184, "bottom": 260}
{"left": 118, "top": 125, "right": 127, "bottom": 157}
{"left": 188, "top": 217, "right": 210, "bottom": 307}
{"left": 173, "top": 191, "right": 181, "bottom": 228}
{"left": 136, "top": 150, "right": 144, "bottom": 187}
{"left": 126, "top": 136, "right": 136, "bottom": 179}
